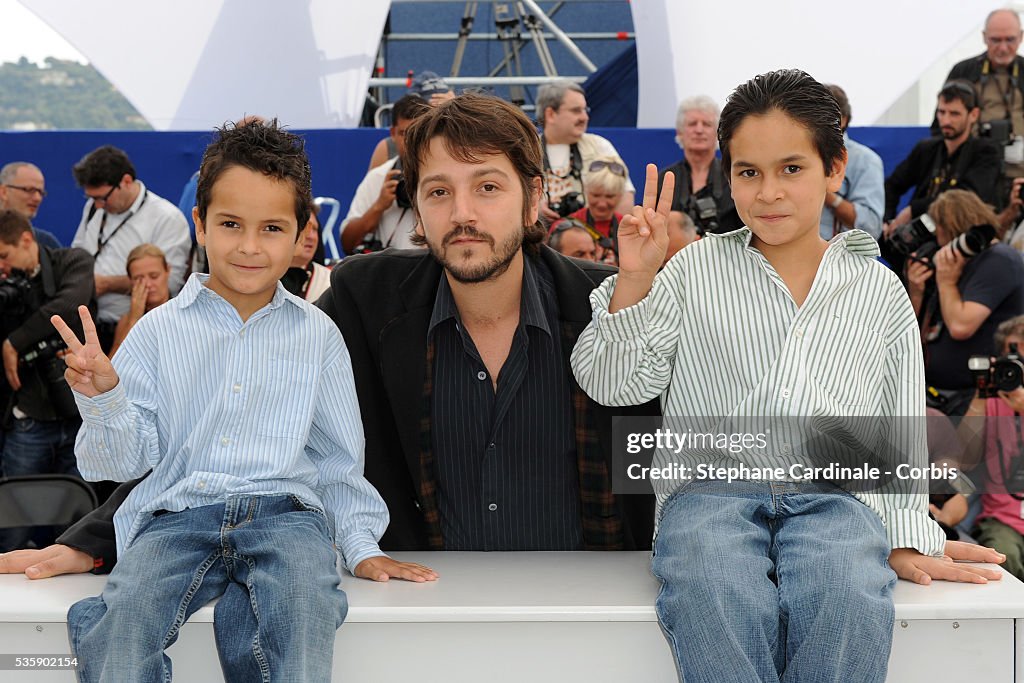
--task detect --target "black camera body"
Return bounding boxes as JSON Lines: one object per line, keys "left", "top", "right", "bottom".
{"left": 391, "top": 157, "right": 412, "bottom": 210}
{"left": 969, "top": 343, "right": 1024, "bottom": 398}
{"left": 550, "top": 192, "right": 585, "bottom": 218}
{"left": 0, "top": 275, "right": 33, "bottom": 315}
{"left": 887, "top": 214, "right": 996, "bottom": 263}
{"left": 689, "top": 195, "right": 720, "bottom": 236}
{"left": 980, "top": 119, "right": 1013, "bottom": 146}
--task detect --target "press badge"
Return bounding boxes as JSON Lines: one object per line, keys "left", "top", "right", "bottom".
{"left": 1006, "top": 136, "right": 1024, "bottom": 164}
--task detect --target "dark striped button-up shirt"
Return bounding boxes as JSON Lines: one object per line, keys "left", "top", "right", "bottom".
{"left": 429, "top": 256, "right": 583, "bottom": 550}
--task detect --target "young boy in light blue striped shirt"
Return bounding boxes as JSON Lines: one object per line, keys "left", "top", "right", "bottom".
{"left": 571, "top": 70, "right": 1004, "bottom": 682}
{"left": 51, "top": 120, "right": 437, "bottom": 682}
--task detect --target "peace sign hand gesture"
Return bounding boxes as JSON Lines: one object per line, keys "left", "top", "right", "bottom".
{"left": 50, "top": 305, "right": 119, "bottom": 398}
{"left": 608, "top": 164, "right": 674, "bottom": 314}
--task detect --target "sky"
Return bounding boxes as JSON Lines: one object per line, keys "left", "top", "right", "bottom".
{"left": 0, "top": 0, "right": 86, "bottom": 64}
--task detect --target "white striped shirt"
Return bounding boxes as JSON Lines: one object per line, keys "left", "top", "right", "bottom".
{"left": 570, "top": 228, "right": 947, "bottom": 556}
{"left": 73, "top": 274, "right": 389, "bottom": 573}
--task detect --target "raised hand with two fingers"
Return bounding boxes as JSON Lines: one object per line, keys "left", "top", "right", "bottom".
{"left": 50, "top": 305, "right": 119, "bottom": 398}
{"left": 609, "top": 164, "right": 674, "bottom": 313}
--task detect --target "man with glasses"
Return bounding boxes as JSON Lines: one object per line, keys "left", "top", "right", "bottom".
{"left": 70, "top": 146, "right": 190, "bottom": 352}
{"left": 943, "top": 9, "right": 1024, "bottom": 191}
{"left": 883, "top": 81, "right": 1001, "bottom": 238}
{"left": 535, "top": 80, "right": 634, "bottom": 222}
{"left": 0, "top": 162, "right": 61, "bottom": 249}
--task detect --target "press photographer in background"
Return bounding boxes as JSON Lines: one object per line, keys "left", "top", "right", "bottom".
{"left": 0, "top": 209, "right": 96, "bottom": 551}
{"left": 900, "top": 189, "right": 1024, "bottom": 416}
{"left": 956, "top": 315, "right": 1024, "bottom": 580}
{"left": 657, "top": 96, "right": 742, "bottom": 236}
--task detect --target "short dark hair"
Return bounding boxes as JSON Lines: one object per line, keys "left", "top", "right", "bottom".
{"left": 401, "top": 93, "right": 546, "bottom": 255}
{"left": 392, "top": 94, "right": 431, "bottom": 125}
{"left": 938, "top": 80, "right": 979, "bottom": 111}
{"left": 72, "top": 146, "right": 136, "bottom": 188}
{"left": 195, "top": 119, "right": 313, "bottom": 237}
{"left": 0, "top": 209, "right": 32, "bottom": 245}
{"left": 718, "top": 69, "right": 845, "bottom": 178}
{"left": 825, "top": 84, "right": 852, "bottom": 129}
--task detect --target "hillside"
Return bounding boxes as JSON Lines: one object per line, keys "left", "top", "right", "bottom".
{"left": 0, "top": 57, "right": 150, "bottom": 130}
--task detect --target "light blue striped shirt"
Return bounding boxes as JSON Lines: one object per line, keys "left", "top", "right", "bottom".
{"left": 571, "top": 228, "right": 947, "bottom": 557}
{"left": 73, "top": 274, "right": 389, "bottom": 573}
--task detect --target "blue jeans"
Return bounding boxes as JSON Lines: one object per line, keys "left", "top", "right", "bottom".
{"left": 0, "top": 416, "right": 82, "bottom": 551}
{"left": 652, "top": 480, "right": 896, "bottom": 683}
{"left": 1, "top": 416, "right": 80, "bottom": 477}
{"left": 68, "top": 495, "right": 348, "bottom": 683}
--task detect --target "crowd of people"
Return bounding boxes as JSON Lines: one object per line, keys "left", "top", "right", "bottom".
{"left": 1, "top": 8, "right": 1024, "bottom": 681}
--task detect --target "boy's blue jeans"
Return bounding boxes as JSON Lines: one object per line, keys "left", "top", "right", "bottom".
{"left": 67, "top": 495, "right": 348, "bottom": 683}
{"left": 652, "top": 480, "right": 896, "bottom": 683}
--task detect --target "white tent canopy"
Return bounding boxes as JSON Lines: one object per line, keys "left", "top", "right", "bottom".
{"left": 19, "top": 0, "right": 1012, "bottom": 130}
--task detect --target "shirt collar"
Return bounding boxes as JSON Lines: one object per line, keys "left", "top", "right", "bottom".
{"left": 428, "top": 254, "right": 553, "bottom": 338}
{"left": 177, "top": 273, "right": 306, "bottom": 315}
{"left": 706, "top": 225, "right": 881, "bottom": 258}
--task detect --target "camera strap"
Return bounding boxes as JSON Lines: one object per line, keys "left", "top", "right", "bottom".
{"left": 94, "top": 189, "right": 148, "bottom": 259}
{"left": 542, "top": 141, "right": 583, "bottom": 206}
{"left": 981, "top": 58, "right": 1020, "bottom": 130}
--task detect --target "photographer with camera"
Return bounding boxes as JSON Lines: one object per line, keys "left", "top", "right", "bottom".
{"left": 903, "top": 189, "right": 1024, "bottom": 417}
{"left": 939, "top": 9, "right": 1024, "bottom": 203}
{"left": 536, "top": 81, "right": 634, "bottom": 223}
{"left": 955, "top": 315, "right": 1024, "bottom": 580}
{"left": 885, "top": 83, "right": 1001, "bottom": 235}
{"left": 656, "top": 96, "right": 742, "bottom": 236}
{"left": 0, "top": 209, "right": 95, "bottom": 551}
{"left": 340, "top": 95, "right": 431, "bottom": 254}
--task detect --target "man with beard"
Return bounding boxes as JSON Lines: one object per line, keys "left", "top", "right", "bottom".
{"left": 884, "top": 81, "right": 1000, "bottom": 236}
{"left": 0, "top": 94, "right": 655, "bottom": 577}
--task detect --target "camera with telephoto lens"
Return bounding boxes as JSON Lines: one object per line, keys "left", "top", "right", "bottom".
{"left": 887, "top": 214, "right": 996, "bottom": 261}
{"left": 549, "top": 192, "right": 585, "bottom": 218}
{"left": 392, "top": 157, "right": 411, "bottom": 210}
{"left": 19, "top": 336, "right": 78, "bottom": 417}
{"left": 969, "top": 343, "right": 1024, "bottom": 398}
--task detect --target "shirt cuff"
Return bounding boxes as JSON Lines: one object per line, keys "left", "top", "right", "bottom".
{"left": 338, "top": 531, "right": 388, "bottom": 575}
{"left": 74, "top": 383, "right": 128, "bottom": 425}
{"left": 589, "top": 277, "right": 653, "bottom": 343}
{"left": 885, "top": 507, "right": 947, "bottom": 557}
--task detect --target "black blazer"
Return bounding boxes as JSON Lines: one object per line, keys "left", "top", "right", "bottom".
{"left": 317, "top": 246, "right": 657, "bottom": 551}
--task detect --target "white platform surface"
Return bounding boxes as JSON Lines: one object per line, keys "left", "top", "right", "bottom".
{"left": 0, "top": 551, "right": 1020, "bottom": 681}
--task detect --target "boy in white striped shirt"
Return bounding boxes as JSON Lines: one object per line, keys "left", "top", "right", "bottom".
{"left": 51, "top": 120, "right": 436, "bottom": 682}
{"left": 571, "top": 70, "right": 1004, "bottom": 682}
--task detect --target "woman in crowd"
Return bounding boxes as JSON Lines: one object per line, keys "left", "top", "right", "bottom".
{"left": 567, "top": 155, "right": 627, "bottom": 265}
{"left": 109, "top": 244, "right": 170, "bottom": 356}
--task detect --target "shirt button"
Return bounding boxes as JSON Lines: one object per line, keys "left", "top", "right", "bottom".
{"left": 781, "top": 388, "right": 791, "bottom": 399}
{"left": 221, "top": 437, "right": 230, "bottom": 446}
{"left": 90, "top": 408, "right": 100, "bottom": 416}
{"left": 477, "top": 371, "right": 487, "bottom": 381}
{"left": 232, "top": 383, "right": 242, "bottom": 393}
{"left": 197, "top": 481, "right": 206, "bottom": 490}
{"left": 795, "top": 327, "right": 804, "bottom": 338}
{"left": 487, "top": 503, "right": 498, "bottom": 512}
{"left": 781, "top": 443, "right": 792, "bottom": 455}
{"left": 488, "top": 442, "right": 496, "bottom": 449}
{"left": 239, "top": 330, "right": 246, "bottom": 338}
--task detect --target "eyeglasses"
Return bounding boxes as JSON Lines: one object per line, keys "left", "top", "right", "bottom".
{"left": 587, "top": 160, "right": 626, "bottom": 177}
{"left": 3, "top": 184, "right": 46, "bottom": 198}
{"left": 561, "top": 106, "right": 591, "bottom": 116}
{"left": 85, "top": 185, "right": 118, "bottom": 205}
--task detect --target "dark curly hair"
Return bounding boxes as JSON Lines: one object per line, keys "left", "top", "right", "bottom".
{"left": 195, "top": 119, "right": 313, "bottom": 238}
{"left": 72, "top": 146, "right": 136, "bottom": 188}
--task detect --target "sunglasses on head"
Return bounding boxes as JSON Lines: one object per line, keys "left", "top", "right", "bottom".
{"left": 587, "top": 160, "right": 626, "bottom": 177}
